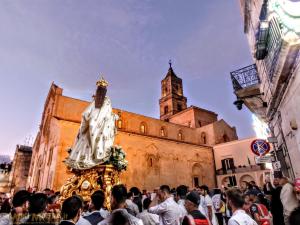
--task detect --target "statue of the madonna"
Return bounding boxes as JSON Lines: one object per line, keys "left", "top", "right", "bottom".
{"left": 64, "top": 77, "right": 118, "bottom": 170}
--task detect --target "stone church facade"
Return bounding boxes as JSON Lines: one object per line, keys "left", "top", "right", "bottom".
{"left": 27, "top": 65, "right": 238, "bottom": 191}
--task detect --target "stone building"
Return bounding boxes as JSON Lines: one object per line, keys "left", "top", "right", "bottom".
{"left": 214, "top": 137, "right": 271, "bottom": 188}
{"left": 233, "top": 0, "right": 300, "bottom": 178}
{"left": 28, "top": 65, "right": 238, "bottom": 191}
{"left": 9, "top": 145, "right": 32, "bottom": 193}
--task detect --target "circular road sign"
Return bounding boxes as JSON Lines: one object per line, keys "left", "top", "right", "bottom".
{"left": 251, "top": 139, "right": 271, "bottom": 156}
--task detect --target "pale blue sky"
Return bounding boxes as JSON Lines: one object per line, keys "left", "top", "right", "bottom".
{"left": 0, "top": 0, "right": 255, "bottom": 156}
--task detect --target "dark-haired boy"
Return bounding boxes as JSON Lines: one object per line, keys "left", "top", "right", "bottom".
{"left": 77, "top": 190, "right": 108, "bottom": 225}
{"left": 60, "top": 196, "right": 83, "bottom": 225}
{"left": 226, "top": 189, "right": 257, "bottom": 225}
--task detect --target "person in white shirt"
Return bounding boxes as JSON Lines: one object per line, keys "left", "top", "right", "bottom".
{"left": 77, "top": 190, "right": 109, "bottom": 225}
{"left": 137, "top": 198, "right": 159, "bottom": 225}
{"left": 98, "top": 184, "right": 143, "bottom": 225}
{"left": 175, "top": 185, "right": 188, "bottom": 222}
{"left": 199, "top": 185, "right": 218, "bottom": 225}
{"left": 148, "top": 185, "right": 181, "bottom": 225}
{"left": 280, "top": 177, "right": 299, "bottom": 225}
{"left": 126, "top": 191, "right": 140, "bottom": 216}
{"left": 226, "top": 188, "right": 257, "bottom": 225}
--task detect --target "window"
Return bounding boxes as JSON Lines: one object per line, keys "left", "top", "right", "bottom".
{"left": 140, "top": 123, "right": 147, "bottom": 134}
{"left": 178, "top": 131, "right": 183, "bottom": 140}
{"left": 223, "top": 134, "right": 229, "bottom": 143}
{"left": 265, "top": 17, "right": 282, "bottom": 81}
{"left": 221, "top": 158, "right": 235, "bottom": 173}
{"left": 177, "top": 104, "right": 182, "bottom": 111}
{"left": 163, "top": 87, "right": 168, "bottom": 97}
{"left": 201, "top": 132, "right": 207, "bottom": 144}
{"left": 177, "top": 85, "right": 182, "bottom": 96}
{"left": 117, "top": 120, "right": 122, "bottom": 129}
{"left": 164, "top": 106, "right": 169, "bottom": 114}
{"left": 229, "top": 175, "right": 237, "bottom": 187}
{"left": 198, "top": 120, "right": 202, "bottom": 127}
{"left": 160, "top": 127, "right": 167, "bottom": 137}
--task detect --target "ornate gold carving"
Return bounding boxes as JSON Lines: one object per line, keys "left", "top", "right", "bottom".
{"left": 60, "top": 165, "right": 120, "bottom": 210}
{"left": 96, "top": 77, "right": 109, "bottom": 87}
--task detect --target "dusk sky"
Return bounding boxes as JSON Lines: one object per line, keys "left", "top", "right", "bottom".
{"left": 0, "top": 0, "right": 256, "bottom": 157}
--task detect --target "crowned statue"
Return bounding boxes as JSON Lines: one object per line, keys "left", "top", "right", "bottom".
{"left": 61, "top": 77, "right": 127, "bottom": 205}
{"left": 64, "top": 77, "right": 119, "bottom": 170}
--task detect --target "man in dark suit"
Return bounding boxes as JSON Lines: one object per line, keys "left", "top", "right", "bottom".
{"left": 271, "top": 177, "right": 284, "bottom": 225}
{"left": 60, "top": 196, "right": 83, "bottom": 225}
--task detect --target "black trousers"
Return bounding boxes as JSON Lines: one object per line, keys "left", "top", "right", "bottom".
{"left": 215, "top": 213, "right": 224, "bottom": 225}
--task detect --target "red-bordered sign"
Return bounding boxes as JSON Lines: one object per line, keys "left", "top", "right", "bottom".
{"left": 250, "top": 139, "right": 270, "bottom": 156}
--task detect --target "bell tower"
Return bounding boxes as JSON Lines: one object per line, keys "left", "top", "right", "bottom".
{"left": 159, "top": 61, "right": 187, "bottom": 121}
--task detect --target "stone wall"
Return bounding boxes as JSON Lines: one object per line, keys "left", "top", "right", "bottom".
{"left": 9, "top": 146, "right": 32, "bottom": 193}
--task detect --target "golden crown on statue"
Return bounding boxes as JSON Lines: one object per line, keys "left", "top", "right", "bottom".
{"left": 96, "top": 76, "right": 108, "bottom": 87}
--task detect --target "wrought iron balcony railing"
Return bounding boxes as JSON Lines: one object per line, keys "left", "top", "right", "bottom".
{"left": 216, "top": 165, "right": 266, "bottom": 176}
{"left": 230, "top": 64, "right": 260, "bottom": 92}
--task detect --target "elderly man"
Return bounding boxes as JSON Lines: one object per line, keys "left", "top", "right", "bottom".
{"left": 182, "top": 191, "right": 209, "bottom": 225}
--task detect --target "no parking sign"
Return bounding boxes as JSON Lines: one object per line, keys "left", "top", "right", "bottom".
{"left": 250, "top": 139, "right": 270, "bottom": 156}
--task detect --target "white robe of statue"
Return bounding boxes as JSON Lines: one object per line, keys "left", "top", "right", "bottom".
{"left": 65, "top": 96, "right": 118, "bottom": 170}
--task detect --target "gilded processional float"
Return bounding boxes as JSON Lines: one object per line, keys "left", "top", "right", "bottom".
{"left": 61, "top": 77, "right": 128, "bottom": 208}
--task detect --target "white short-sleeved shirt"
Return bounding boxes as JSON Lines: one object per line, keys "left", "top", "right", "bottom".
{"left": 98, "top": 209, "right": 143, "bottom": 225}
{"left": 148, "top": 197, "right": 181, "bottom": 225}
{"left": 228, "top": 209, "right": 258, "bottom": 225}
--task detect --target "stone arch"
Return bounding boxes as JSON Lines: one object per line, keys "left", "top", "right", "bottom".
{"left": 239, "top": 174, "right": 255, "bottom": 187}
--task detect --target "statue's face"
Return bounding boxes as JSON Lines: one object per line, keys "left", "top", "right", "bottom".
{"left": 95, "top": 86, "right": 107, "bottom": 109}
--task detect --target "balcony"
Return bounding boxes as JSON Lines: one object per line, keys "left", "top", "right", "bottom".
{"left": 216, "top": 165, "right": 266, "bottom": 176}
{"left": 231, "top": 64, "right": 260, "bottom": 91}
{"left": 230, "top": 64, "right": 267, "bottom": 120}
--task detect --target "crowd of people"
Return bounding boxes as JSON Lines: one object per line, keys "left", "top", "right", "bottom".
{"left": 0, "top": 175, "right": 300, "bottom": 225}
